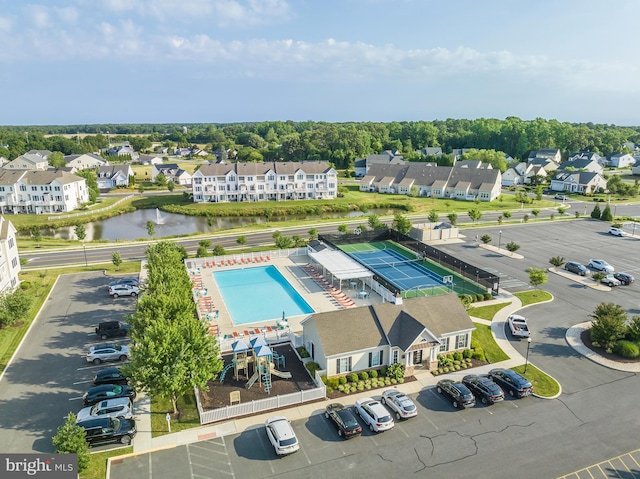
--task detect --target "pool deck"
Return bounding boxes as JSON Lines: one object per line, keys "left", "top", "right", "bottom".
{"left": 189, "top": 254, "right": 380, "bottom": 346}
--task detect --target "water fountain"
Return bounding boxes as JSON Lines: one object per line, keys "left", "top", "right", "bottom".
{"left": 155, "top": 208, "right": 165, "bottom": 225}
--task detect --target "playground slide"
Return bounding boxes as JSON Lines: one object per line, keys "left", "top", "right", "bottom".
{"left": 269, "top": 364, "right": 292, "bottom": 379}
{"left": 246, "top": 371, "right": 260, "bottom": 389}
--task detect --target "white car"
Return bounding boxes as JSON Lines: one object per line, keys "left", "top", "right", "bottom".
{"left": 601, "top": 274, "right": 621, "bottom": 287}
{"left": 86, "top": 344, "right": 130, "bottom": 364}
{"left": 507, "top": 314, "right": 530, "bottom": 338}
{"left": 355, "top": 398, "right": 394, "bottom": 432}
{"left": 608, "top": 227, "right": 629, "bottom": 237}
{"left": 588, "top": 259, "right": 614, "bottom": 273}
{"left": 264, "top": 416, "right": 299, "bottom": 455}
{"left": 76, "top": 397, "right": 133, "bottom": 422}
{"left": 108, "top": 284, "right": 139, "bottom": 298}
{"left": 381, "top": 389, "right": 418, "bottom": 420}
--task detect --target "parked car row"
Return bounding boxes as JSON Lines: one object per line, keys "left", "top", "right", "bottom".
{"left": 266, "top": 389, "right": 420, "bottom": 455}
{"left": 563, "top": 259, "right": 634, "bottom": 287}
{"left": 436, "top": 368, "right": 533, "bottom": 409}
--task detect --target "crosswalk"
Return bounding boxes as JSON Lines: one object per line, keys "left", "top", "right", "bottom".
{"left": 558, "top": 448, "right": 640, "bottom": 479}
{"left": 482, "top": 267, "right": 530, "bottom": 291}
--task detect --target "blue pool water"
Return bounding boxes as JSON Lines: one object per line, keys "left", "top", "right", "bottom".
{"left": 214, "top": 265, "right": 314, "bottom": 325}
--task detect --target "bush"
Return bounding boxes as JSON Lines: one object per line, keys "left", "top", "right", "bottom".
{"left": 386, "top": 362, "right": 405, "bottom": 380}
{"left": 326, "top": 386, "right": 334, "bottom": 394}
{"left": 349, "top": 373, "right": 359, "bottom": 383}
{"left": 321, "top": 375, "right": 327, "bottom": 385}
{"left": 391, "top": 378, "right": 397, "bottom": 384}
{"left": 380, "top": 367, "right": 387, "bottom": 377}
{"left": 453, "top": 350, "right": 463, "bottom": 361}
{"left": 20, "top": 281, "right": 32, "bottom": 290}
{"left": 472, "top": 348, "right": 486, "bottom": 361}
{"left": 327, "top": 377, "right": 339, "bottom": 389}
{"left": 359, "top": 371, "right": 369, "bottom": 381}
{"left": 614, "top": 340, "right": 640, "bottom": 358}
{"left": 483, "top": 292, "right": 492, "bottom": 300}
{"left": 305, "top": 361, "right": 320, "bottom": 376}
{"left": 462, "top": 349, "right": 473, "bottom": 359}
{"left": 476, "top": 294, "right": 484, "bottom": 302}
{"left": 296, "top": 346, "right": 310, "bottom": 358}
{"left": 432, "top": 370, "right": 440, "bottom": 376}
{"left": 357, "top": 384, "right": 364, "bottom": 391}
{"left": 339, "top": 375, "right": 347, "bottom": 385}
{"left": 369, "top": 369, "right": 378, "bottom": 379}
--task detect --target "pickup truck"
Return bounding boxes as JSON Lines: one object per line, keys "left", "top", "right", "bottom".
{"left": 507, "top": 314, "right": 530, "bottom": 338}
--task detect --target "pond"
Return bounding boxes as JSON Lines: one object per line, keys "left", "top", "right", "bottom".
{"left": 42, "top": 208, "right": 391, "bottom": 241}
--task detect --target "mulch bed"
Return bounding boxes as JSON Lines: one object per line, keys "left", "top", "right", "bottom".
{"left": 199, "top": 344, "right": 318, "bottom": 410}
{"left": 326, "top": 375, "right": 417, "bottom": 400}
{"left": 429, "top": 357, "right": 491, "bottom": 376}
{"left": 580, "top": 329, "right": 640, "bottom": 363}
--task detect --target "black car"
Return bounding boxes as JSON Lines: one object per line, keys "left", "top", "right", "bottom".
{"left": 324, "top": 403, "right": 362, "bottom": 439}
{"left": 488, "top": 368, "right": 533, "bottom": 398}
{"left": 93, "top": 367, "right": 129, "bottom": 386}
{"left": 95, "top": 321, "right": 132, "bottom": 340}
{"left": 77, "top": 417, "right": 137, "bottom": 446}
{"left": 564, "top": 261, "right": 588, "bottom": 276}
{"left": 83, "top": 384, "right": 136, "bottom": 406}
{"left": 614, "top": 272, "right": 635, "bottom": 285}
{"left": 462, "top": 374, "right": 504, "bottom": 405}
{"left": 436, "top": 379, "right": 475, "bottom": 409}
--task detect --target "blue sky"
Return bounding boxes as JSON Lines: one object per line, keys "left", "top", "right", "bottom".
{"left": 1, "top": 0, "right": 639, "bottom": 126}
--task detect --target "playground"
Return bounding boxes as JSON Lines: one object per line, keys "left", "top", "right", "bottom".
{"left": 198, "top": 343, "right": 318, "bottom": 410}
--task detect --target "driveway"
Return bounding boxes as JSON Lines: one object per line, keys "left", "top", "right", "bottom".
{"left": 0, "top": 272, "right": 138, "bottom": 453}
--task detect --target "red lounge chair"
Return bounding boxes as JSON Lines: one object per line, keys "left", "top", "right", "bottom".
{"left": 266, "top": 256, "right": 270, "bottom": 261}
{"left": 232, "top": 331, "right": 239, "bottom": 338}
{"left": 254, "top": 328, "right": 261, "bottom": 334}
{"left": 266, "top": 326, "right": 273, "bottom": 332}
{"left": 244, "top": 330, "right": 250, "bottom": 336}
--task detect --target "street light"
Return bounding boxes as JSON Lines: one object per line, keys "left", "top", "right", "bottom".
{"left": 82, "top": 241, "right": 88, "bottom": 267}
{"left": 498, "top": 230, "right": 502, "bottom": 250}
{"left": 524, "top": 337, "right": 532, "bottom": 374}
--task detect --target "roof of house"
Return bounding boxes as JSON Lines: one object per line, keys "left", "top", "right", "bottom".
{"left": 361, "top": 163, "right": 500, "bottom": 190}
{"left": 0, "top": 169, "right": 84, "bottom": 185}
{"left": 98, "top": 165, "right": 131, "bottom": 176}
{"left": 26, "top": 149, "right": 52, "bottom": 158}
{"left": 309, "top": 294, "right": 474, "bottom": 357}
{"left": 553, "top": 171, "right": 601, "bottom": 184}
{"left": 65, "top": 153, "right": 104, "bottom": 163}
{"left": 195, "top": 161, "right": 335, "bottom": 177}
{"left": 559, "top": 159, "right": 599, "bottom": 171}
{"left": 528, "top": 148, "right": 561, "bottom": 158}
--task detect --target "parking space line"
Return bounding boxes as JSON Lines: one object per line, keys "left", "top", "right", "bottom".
{"left": 68, "top": 397, "right": 83, "bottom": 401}
{"left": 73, "top": 380, "right": 93, "bottom": 385}
{"left": 253, "top": 428, "right": 275, "bottom": 476}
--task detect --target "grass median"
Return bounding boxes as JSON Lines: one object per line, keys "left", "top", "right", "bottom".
{"left": 80, "top": 447, "right": 133, "bottom": 479}
{"left": 512, "top": 364, "right": 560, "bottom": 398}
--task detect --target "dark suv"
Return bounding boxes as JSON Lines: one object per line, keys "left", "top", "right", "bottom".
{"left": 77, "top": 417, "right": 137, "bottom": 446}
{"left": 95, "top": 321, "right": 131, "bottom": 340}
{"left": 488, "top": 368, "right": 533, "bottom": 398}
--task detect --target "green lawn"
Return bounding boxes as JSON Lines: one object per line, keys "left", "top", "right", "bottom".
{"left": 514, "top": 290, "right": 552, "bottom": 306}
{"left": 512, "top": 364, "right": 560, "bottom": 398}
{"left": 472, "top": 322, "right": 509, "bottom": 363}
{"left": 151, "top": 393, "right": 200, "bottom": 437}
{"left": 80, "top": 447, "right": 132, "bottom": 479}
{"left": 468, "top": 302, "right": 511, "bottom": 321}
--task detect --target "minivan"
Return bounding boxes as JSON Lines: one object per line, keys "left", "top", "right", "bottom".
{"left": 77, "top": 417, "right": 137, "bottom": 446}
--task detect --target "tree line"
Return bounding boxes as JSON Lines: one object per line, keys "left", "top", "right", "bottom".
{"left": 1, "top": 118, "right": 638, "bottom": 170}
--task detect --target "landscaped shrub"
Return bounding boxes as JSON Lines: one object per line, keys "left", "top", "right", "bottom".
{"left": 339, "top": 376, "right": 347, "bottom": 385}
{"left": 453, "top": 351, "right": 463, "bottom": 361}
{"left": 453, "top": 360, "right": 461, "bottom": 366}
{"left": 614, "top": 340, "right": 640, "bottom": 358}
{"left": 321, "top": 375, "right": 327, "bottom": 385}
{"left": 398, "top": 378, "right": 404, "bottom": 383}
{"left": 357, "top": 384, "right": 364, "bottom": 391}
{"left": 20, "top": 281, "right": 31, "bottom": 290}
{"left": 461, "top": 363, "right": 467, "bottom": 368}
{"left": 337, "top": 385, "right": 344, "bottom": 392}
{"left": 305, "top": 361, "right": 320, "bottom": 377}
{"left": 348, "top": 373, "right": 358, "bottom": 383}
{"left": 462, "top": 349, "right": 473, "bottom": 359}
{"left": 296, "top": 346, "right": 310, "bottom": 358}
{"left": 365, "top": 384, "right": 371, "bottom": 390}
{"left": 484, "top": 293, "right": 492, "bottom": 300}
{"left": 432, "top": 370, "right": 440, "bottom": 376}
{"left": 385, "top": 378, "right": 391, "bottom": 385}
{"left": 359, "top": 371, "right": 369, "bottom": 381}
{"left": 386, "top": 363, "right": 405, "bottom": 380}
{"left": 454, "top": 365, "right": 461, "bottom": 370}
{"left": 369, "top": 369, "right": 378, "bottom": 379}
{"left": 326, "top": 386, "right": 334, "bottom": 394}
{"left": 327, "top": 377, "right": 339, "bottom": 389}
{"left": 443, "top": 367, "right": 450, "bottom": 373}
{"left": 476, "top": 294, "right": 484, "bottom": 302}
{"left": 380, "top": 367, "right": 387, "bottom": 376}
{"left": 472, "top": 348, "right": 486, "bottom": 361}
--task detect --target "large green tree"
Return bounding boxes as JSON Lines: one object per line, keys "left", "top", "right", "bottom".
{"left": 51, "top": 413, "right": 90, "bottom": 473}
{"left": 392, "top": 213, "right": 412, "bottom": 235}
{"left": 590, "top": 302, "right": 628, "bottom": 351}
{"left": 0, "top": 288, "right": 32, "bottom": 327}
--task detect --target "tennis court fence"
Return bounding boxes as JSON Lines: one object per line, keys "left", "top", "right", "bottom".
{"left": 320, "top": 229, "right": 500, "bottom": 295}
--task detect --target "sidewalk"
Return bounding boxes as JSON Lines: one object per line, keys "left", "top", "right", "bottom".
{"left": 132, "top": 291, "right": 541, "bottom": 454}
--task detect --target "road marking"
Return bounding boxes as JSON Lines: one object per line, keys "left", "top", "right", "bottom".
{"left": 558, "top": 447, "right": 640, "bottom": 478}
{"left": 68, "top": 397, "right": 83, "bottom": 401}
{"left": 73, "top": 380, "right": 93, "bottom": 385}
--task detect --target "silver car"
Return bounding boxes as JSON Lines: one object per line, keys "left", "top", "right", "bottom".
{"left": 108, "top": 284, "right": 139, "bottom": 298}
{"left": 86, "top": 344, "right": 130, "bottom": 364}
{"left": 76, "top": 397, "right": 133, "bottom": 422}
{"left": 588, "top": 259, "right": 614, "bottom": 273}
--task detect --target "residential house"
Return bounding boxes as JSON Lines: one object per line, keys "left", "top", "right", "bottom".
{"left": 606, "top": 153, "right": 636, "bottom": 168}
{"left": 501, "top": 162, "right": 548, "bottom": 187}
{"left": 557, "top": 158, "right": 603, "bottom": 175}
{"left": 97, "top": 165, "right": 134, "bottom": 189}
{"left": 568, "top": 151, "right": 604, "bottom": 166}
{"left": 454, "top": 160, "right": 492, "bottom": 169}
{"left": 151, "top": 163, "right": 192, "bottom": 186}
{"left": 0, "top": 216, "right": 21, "bottom": 292}
{"left": 174, "top": 147, "right": 193, "bottom": 157}
{"left": 0, "top": 157, "right": 7, "bottom": 168}
{"left": 25, "top": 149, "right": 52, "bottom": 159}
{"left": 631, "top": 160, "right": 640, "bottom": 176}
{"left": 550, "top": 171, "right": 606, "bottom": 194}
{"left": 528, "top": 148, "right": 562, "bottom": 164}
{"left": 138, "top": 155, "right": 164, "bottom": 165}
{"left": 451, "top": 148, "right": 472, "bottom": 161}
{"left": 301, "top": 294, "right": 475, "bottom": 377}
{"left": 416, "top": 147, "right": 443, "bottom": 157}
{"left": 64, "top": 153, "right": 108, "bottom": 170}
{"left": 360, "top": 163, "right": 502, "bottom": 201}
{"left": 192, "top": 161, "right": 337, "bottom": 203}
{"left": 0, "top": 170, "right": 89, "bottom": 214}
{"left": 3, "top": 153, "right": 49, "bottom": 171}
{"left": 354, "top": 150, "right": 405, "bottom": 178}
{"left": 154, "top": 146, "right": 169, "bottom": 155}
{"left": 107, "top": 144, "right": 138, "bottom": 160}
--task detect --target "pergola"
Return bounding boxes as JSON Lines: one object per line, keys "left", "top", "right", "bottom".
{"left": 307, "top": 248, "right": 374, "bottom": 290}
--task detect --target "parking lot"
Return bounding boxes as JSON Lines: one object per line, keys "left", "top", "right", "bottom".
{"left": 0, "top": 272, "right": 138, "bottom": 453}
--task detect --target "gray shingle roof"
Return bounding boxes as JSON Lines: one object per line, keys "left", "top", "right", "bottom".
{"left": 195, "top": 161, "right": 334, "bottom": 177}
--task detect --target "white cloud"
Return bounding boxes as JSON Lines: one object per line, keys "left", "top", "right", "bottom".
{"left": 55, "top": 7, "right": 80, "bottom": 24}
{"left": 0, "top": 16, "right": 12, "bottom": 32}
{"left": 27, "top": 5, "right": 50, "bottom": 28}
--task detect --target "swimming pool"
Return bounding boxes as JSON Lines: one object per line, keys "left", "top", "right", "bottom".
{"left": 213, "top": 265, "right": 314, "bottom": 325}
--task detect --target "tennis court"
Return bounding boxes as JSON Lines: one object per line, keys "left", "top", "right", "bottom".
{"left": 347, "top": 246, "right": 451, "bottom": 295}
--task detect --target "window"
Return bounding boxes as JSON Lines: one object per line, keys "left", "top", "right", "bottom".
{"left": 439, "top": 336, "right": 450, "bottom": 352}
{"left": 336, "top": 357, "right": 352, "bottom": 373}
{"left": 8, "top": 238, "right": 14, "bottom": 248}
{"left": 368, "top": 350, "right": 383, "bottom": 368}
{"left": 456, "top": 334, "right": 468, "bottom": 349}
{"left": 20, "top": 185, "right": 26, "bottom": 191}
{"left": 392, "top": 350, "right": 399, "bottom": 364}
{"left": 11, "top": 257, "right": 18, "bottom": 268}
